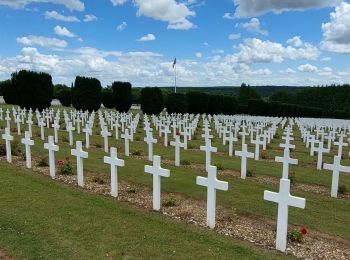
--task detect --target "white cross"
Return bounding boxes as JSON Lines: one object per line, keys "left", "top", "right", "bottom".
{"left": 200, "top": 139, "right": 217, "bottom": 172}
{"left": 121, "top": 129, "right": 131, "bottom": 156}
{"left": 21, "top": 131, "right": 34, "bottom": 168}
{"left": 66, "top": 121, "right": 75, "bottom": 146}
{"left": 264, "top": 178, "right": 305, "bottom": 252}
{"left": 144, "top": 131, "right": 157, "bottom": 161}
{"left": 160, "top": 125, "right": 171, "bottom": 147}
{"left": 251, "top": 134, "right": 264, "bottom": 160}
{"left": 170, "top": 135, "right": 185, "bottom": 166}
{"left": 235, "top": 144, "right": 254, "bottom": 179}
{"left": 2, "top": 128, "right": 13, "bottom": 163}
{"left": 224, "top": 131, "right": 237, "bottom": 157}
{"left": 196, "top": 165, "right": 228, "bottom": 228}
{"left": 44, "top": 136, "right": 59, "bottom": 179}
{"left": 323, "top": 155, "right": 350, "bottom": 198}
{"left": 5, "top": 110, "right": 11, "bottom": 130}
{"left": 71, "top": 141, "right": 88, "bottom": 187}
{"left": 144, "top": 155, "right": 170, "bottom": 210}
{"left": 38, "top": 118, "right": 46, "bottom": 141}
{"left": 26, "top": 117, "right": 33, "bottom": 138}
{"left": 275, "top": 148, "right": 298, "bottom": 179}
{"left": 314, "top": 140, "right": 329, "bottom": 170}
{"left": 15, "top": 115, "right": 21, "bottom": 135}
{"left": 52, "top": 120, "right": 60, "bottom": 143}
{"left": 101, "top": 126, "right": 112, "bottom": 153}
{"left": 82, "top": 124, "right": 92, "bottom": 149}
{"left": 334, "top": 136, "right": 348, "bottom": 157}
{"left": 104, "top": 147, "right": 125, "bottom": 197}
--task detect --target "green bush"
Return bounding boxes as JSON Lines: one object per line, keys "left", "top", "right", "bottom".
{"left": 37, "top": 156, "right": 49, "bottom": 167}
{"left": 102, "top": 87, "right": 114, "bottom": 109}
{"left": 92, "top": 175, "right": 105, "bottom": 185}
{"left": 287, "top": 229, "right": 303, "bottom": 243}
{"left": 54, "top": 84, "right": 71, "bottom": 107}
{"left": 163, "top": 196, "right": 177, "bottom": 207}
{"left": 166, "top": 93, "right": 188, "bottom": 114}
{"left": 186, "top": 91, "right": 208, "bottom": 114}
{"left": 112, "top": 81, "right": 132, "bottom": 112}
{"left": 338, "top": 184, "right": 349, "bottom": 194}
{"left": 141, "top": 87, "right": 164, "bottom": 115}
{"left": 11, "top": 70, "right": 53, "bottom": 110}
{"left": 0, "top": 80, "right": 17, "bottom": 105}
{"left": 72, "top": 76, "right": 102, "bottom": 112}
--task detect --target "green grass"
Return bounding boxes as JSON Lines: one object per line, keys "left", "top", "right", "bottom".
{"left": 0, "top": 162, "right": 284, "bottom": 259}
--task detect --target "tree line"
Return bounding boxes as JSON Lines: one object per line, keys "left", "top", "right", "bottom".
{"left": 1, "top": 70, "right": 350, "bottom": 118}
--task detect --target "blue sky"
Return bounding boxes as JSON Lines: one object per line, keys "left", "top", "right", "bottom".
{"left": 0, "top": 0, "right": 350, "bottom": 87}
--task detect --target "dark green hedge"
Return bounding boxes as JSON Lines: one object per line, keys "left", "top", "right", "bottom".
{"left": 141, "top": 87, "right": 164, "bottom": 115}
{"left": 72, "top": 76, "right": 102, "bottom": 112}
{"left": 166, "top": 93, "right": 188, "bottom": 114}
{"left": 112, "top": 81, "right": 132, "bottom": 112}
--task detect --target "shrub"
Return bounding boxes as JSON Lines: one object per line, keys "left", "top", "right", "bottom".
{"left": 126, "top": 186, "right": 136, "bottom": 193}
{"left": 72, "top": 76, "right": 102, "bottom": 112}
{"left": 102, "top": 87, "right": 114, "bottom": 109}
{"left": 0, "top": 80, "right": 17, "bottom": 105}
{"left": 112, "top": 81, "right": 132, "bottom": 112}
{"left": 0, "top": 144, "right": 6, "bottom": 156}
{"left": 131, "top": 150, "right": 143, "bottom": 156}
{"left": 11, "top": 70, "right": 54, "bottom": 110}
{"left": 186, "top": 91, "right": 208, "bottom": 114}
{"left": 181, "top": 159, "right": 191, "bottom": 165}
{"left": 11, "top": 140, "right": 21, "bottom": 156}
{"left": 207, "top": 95, "right": 224, "bottom": 115}
{"left": 92, "top": 175, "right": 105, "bottom": 185}
{"left": 166, "top": 93, "right": 188, "bottom": 114}
{"left": 247, "top": 170, "right": 254, "bottom": 177}
{"left": 57, "top": 158, "right": 73, "bottom": 175}
{"left": 287, "top": 226, "right": 307, "bottom": 243}
{"left": 94, "top": 143, "right": 102, "bottom": 148}
{"left": 54, "top": 84, "right": 71, "bottom": 107}
{"left": 215, "top": 163, "right": 225, "bottom": 171}
{"left": 141, "top": 87, "right": 164, "bottom": 115}
{"left": 163, "top": 196, "right": 177, "bottom": 207}
{"left": 37, "top": 156, "right": 49, "bottom": 167}
{"left": 338, "top": 184, "right": 349, "bottom": 194}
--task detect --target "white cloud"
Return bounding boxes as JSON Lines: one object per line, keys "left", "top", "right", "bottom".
{"left": 0, "top": 0, "right": 85, "bottom": 11}
{"left": 117, "top": 21, "right": 127, "bottom": 31}
{"left": 137, "top": 33, "right": 156, "bottom": 41}
{"left": 321, "top": 2, "right": 350, "bottom": 54}
{"left": 17, "top": 35, "right": 67, "bottom": 48}
{"left": 84, "top": 14, "right": 97, "bottom": 22}
{"left": 203, "top": 42, "right": 209, "bottom": 46}
{"left": 228, "top": 33, "right": 241, "bottom": 40}
{"left": 318, "top": 67, "right": 333, "bottom": 76}
{"left": 133, "top": 0, "right": 196, "bottom": 30}
{"left": 231, "top": 38, "right": 319, "bottom": 64}
{"left": 45, "top": 10, "right": 80, "bottom": 22}
{"left": 298, "top": 64, "right": 318, "bottom": 73}
{"left": 195, "top": 52, "right": 202, "bottom": 58}
{"left": 287, "top": 36, "right": 303, "bottom": 47}
{"left": 54, "top": 25, "right": 75, "bottom": 38}
{"left": 280, "top": 68, "right": 296, "bottom": 74}
{"left": 321, "top": 57, "right": 332, "bottom": 61}
{"left": 110, "top": 0, "right": 128, "bottom": 5}
{"left": 238, "top": 18, "right": 268, "bottom": 35}
{"left": 233, "top": 0, "right": 341, "bottom": 18}
{"left": 212, "top": 49, "right": 224, "bottom": 54}
{"left": 223, "top": 12, "right": 234, "bottom": 19}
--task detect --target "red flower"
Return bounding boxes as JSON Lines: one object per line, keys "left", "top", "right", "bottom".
{"left": 57, "top": 160, "right": 64, "bottom": 166}
{"left": 300, "top": 225, "right": 308, "bottom": 235}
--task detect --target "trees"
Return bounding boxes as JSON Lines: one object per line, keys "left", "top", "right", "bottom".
{"left": 186, "top": 91, "right": 208, "bottom": 114}
{"left": 102, "top": 87, "right": 114, "bottom": 109}
{"left": 166, "top": 93, "right": 188, "bottom": 114}
{"left": 112, "top": 81, "right": 132, "bottom": 112}
{"left": 72, "top": 76, "right": 102, "bottom": 112}
{"left": 11, "top": 70, "right": 53, "bottom": 110}
{"left": 54, "top": 84, "right": 71, "bottom": 107}
{"left": 0, "top": 80, "right": 17, "bottom": 105}
{"left": 223, "top": 95, "right": 237, "bottom": 115}
{"left": 207, "top": 95, "right": 224, "bottom": 115}
{"left": 141, "top": 87, "right": 164, "bottom": 114}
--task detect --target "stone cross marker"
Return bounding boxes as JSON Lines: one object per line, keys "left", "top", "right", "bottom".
{"left": 66, "top": 121, "right": 75, "bottom": 146}
{"left": 104, "top": 147, "right": 125, "bottom": 197}
{"left": 71, "top": 141, "right": 88, "bottom": 187}
{"left": 101, "top": 126, "right": 112, "bottom": 153}
{"left": 15, "top": 115, "right": 21, "bottom": 135}
{"left": 323, "top": 155, "right": 350, "bottom": 198}
{"left": 235, "top": 144, "right": 254, "bottom": 179}
{"left": 144, "top": 131, "right": 157, "bottom": 161}
{"left": 121, "top": 129, "right": 131, "bottom": 156}
{"left": 82, "top": 124, "right": 92, "bottom": 149}
{"left": 2, "top": 128, "right": 13, "bottom": 163}
{"left": 44, "top": 136, "right": 59, "bottom": 179}
{"left": 170, "top": 135, "right": 185, "bottom": 166}
{"left": 251, "top": 134, "right": 264, "bottom": 160}
{"left": 196, "top": 165, "right": 228, "bottom": 229}
{"left": 200, "top": 139, "right": 217, "bottom": 172}
{"left": 275, "top": 148, "right": 298, "bottom": 179}
{"left": 264, "top": 178, "right": 305, "bottom": 252}
{"left": 144, "top": 155, "right": 170, "bottom": 210}
{"left": 52, "top": 120, "right": 60, "bottom": 143}
{"left": 21, "top": 131, "right": 34, "bottom": 168}
{"left": 314, "top": 140, "right": 329, "bottom": 170}
{"left": 38, "top": 118, "right": 46, "bottom": 141}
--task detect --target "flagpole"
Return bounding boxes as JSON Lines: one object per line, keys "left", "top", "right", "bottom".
{"left": 174, "top": 63, "right": 177, "bottom": 93}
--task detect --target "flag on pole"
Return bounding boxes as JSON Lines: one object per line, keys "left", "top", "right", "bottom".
{"left": 172, "top": 58, "right": 176, "bottom": 68}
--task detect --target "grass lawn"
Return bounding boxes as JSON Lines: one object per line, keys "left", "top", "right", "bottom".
{"left": 0, "top": 162, "right": 285, "bottom": 259}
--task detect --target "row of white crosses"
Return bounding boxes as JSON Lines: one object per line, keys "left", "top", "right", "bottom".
{"left": 296, "top": 118, "right": 350, "bottom": 198}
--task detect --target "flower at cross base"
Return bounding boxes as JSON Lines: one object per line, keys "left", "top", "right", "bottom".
{"left": 57, "top": 160, "right": 64, "bottom": 166}
{"left": 300, "top": 225, "right": 308, "bottom": 235}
